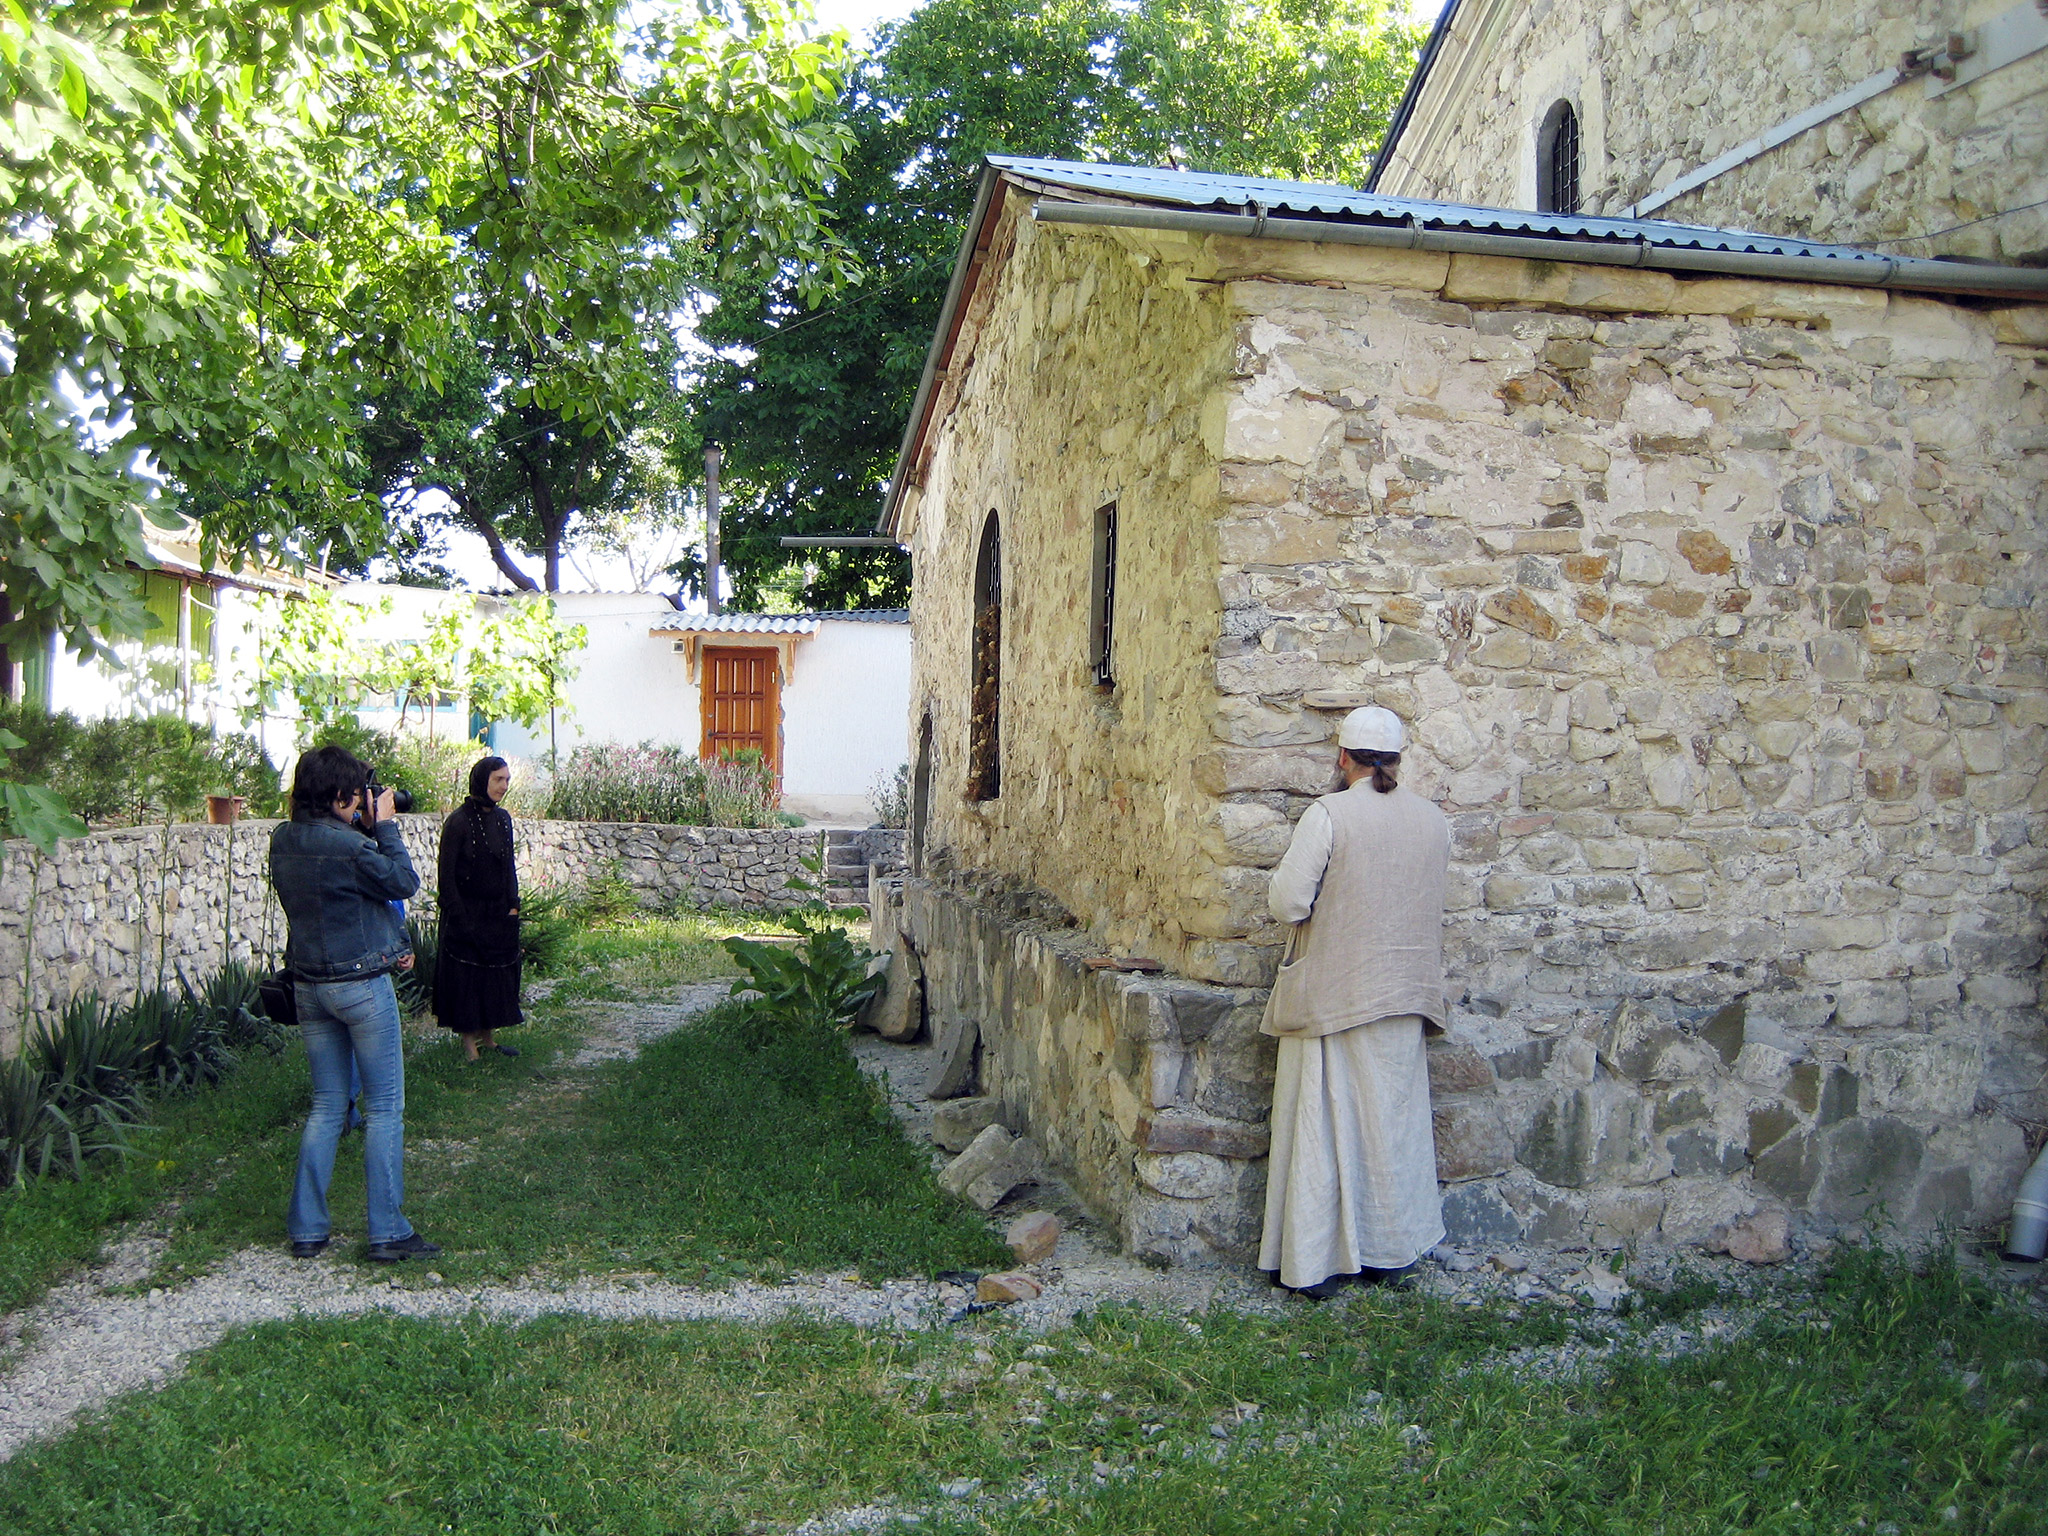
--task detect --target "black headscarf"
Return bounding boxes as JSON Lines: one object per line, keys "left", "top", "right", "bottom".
{"left": 467, "top": 756, "right": 509, "bottom": 804}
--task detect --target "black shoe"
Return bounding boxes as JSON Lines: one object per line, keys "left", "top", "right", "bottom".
{"left": 1286, "top": 1277, "right": 1351, "bottom": 1302}
{"left": 492, "top": 1044, "right": 520, "bottom": 1057}
{"left": 366, "top": 1232, "right": 443, "bottom": 1263}
{"left": 1360, "top": 1264, "right": 1419, "bottom": 1291}
{"left": 289, "top": 1238, "right": 329, "bottom": 1258}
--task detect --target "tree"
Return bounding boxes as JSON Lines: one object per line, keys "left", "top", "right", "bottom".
{"left": 686, "top": 0, "right": 1421, "bottom": 611}
{"left": 1, "top": 0, "right": 851, "bottom": 674}
{"left": 243, "top": 588, "right": 585, "bottom": 746}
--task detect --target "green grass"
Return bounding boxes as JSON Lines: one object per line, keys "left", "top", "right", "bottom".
{"left": 0, "top": 1043, "right": 310, "bottom": 1313}
{"left": 0, "top": 907, "right": 977, "bottom": 1303}
{"left": 1, "top": 1246, "right": 2040, "bottom": 1534}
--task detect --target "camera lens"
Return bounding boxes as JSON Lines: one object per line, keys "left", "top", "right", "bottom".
{"left": 390, "top": 787, "right": 415, "bottom": 814}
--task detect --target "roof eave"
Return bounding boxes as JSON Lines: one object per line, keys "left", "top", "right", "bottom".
{"left": 879, "top": 162, "right": 1011, "bottom": 540}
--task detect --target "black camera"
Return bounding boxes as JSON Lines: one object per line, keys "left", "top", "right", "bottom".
{"left": 363, "top": 778, "right": 415, "bottom": 824}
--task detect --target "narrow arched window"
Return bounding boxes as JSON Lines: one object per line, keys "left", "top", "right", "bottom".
{"left": 1537, "top": 100, "right": 1581, "bottom": 215}
{"left": 968, "top": 511, "right": 1001, "bottom": 801}
{"left": 910, "top": 710, "right": 935, "bottom": 873}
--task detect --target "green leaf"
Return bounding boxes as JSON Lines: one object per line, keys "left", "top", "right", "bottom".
{"left": 0, "top": 780, "right": 90, "bottom": 854}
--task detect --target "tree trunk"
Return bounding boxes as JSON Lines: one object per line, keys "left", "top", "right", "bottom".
{"left": 0, "top": 589, "right": 14, "bottom": 704}
{"left": 451, "top": 488, "right": 539, "bottom": 592}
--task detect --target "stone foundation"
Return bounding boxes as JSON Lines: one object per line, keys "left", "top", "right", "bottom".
{"left": 887, "top": 871, "right": 1272, "bottom": 1263}
{"left": 896, "top": 870, "right": 2034, "bottom": 1261}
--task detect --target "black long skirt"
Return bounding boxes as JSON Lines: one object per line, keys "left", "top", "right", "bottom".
{"left": 433, "top": 950, "right": 524, "bottom": 1034}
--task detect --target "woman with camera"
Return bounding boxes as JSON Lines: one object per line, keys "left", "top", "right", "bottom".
{"left": 434, "top": 755, "right": 525, "bottom": 1061}
{"left": 269, "top": 744, "right": 440, "bottom": 1263}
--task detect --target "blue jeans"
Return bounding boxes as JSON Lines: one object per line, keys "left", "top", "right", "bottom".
{"left": 288, "top": 974, "right": 416, "bottom": 1246}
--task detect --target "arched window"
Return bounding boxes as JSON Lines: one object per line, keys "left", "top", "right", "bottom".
{"left": 968, "top": 511, "right": 1001, "bottom": 802}
{"left": 1537, "top": 100, "right": 1581, "bottom": 216}
{"left": 910, "top": 710, "right": 935, "bottom": 873}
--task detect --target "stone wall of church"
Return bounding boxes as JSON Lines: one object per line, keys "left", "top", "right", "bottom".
{"left": 1377, "top": 0, "right": 2048, "bottom": 265}
{"left": 906, "top": 213, "right": 2048, "bottom": 1260}
{"left": 900, "top": 199, "right": 1245, "bottom": 982}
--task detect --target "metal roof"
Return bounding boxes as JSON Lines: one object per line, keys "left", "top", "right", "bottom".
{"left": 991, "top": 155, "right": 1902, "bottom": 269}
{"left": 649, "top": 609, "right": 908, "bottom": 636}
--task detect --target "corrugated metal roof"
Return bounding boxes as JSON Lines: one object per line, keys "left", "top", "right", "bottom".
{"left": 991, "top": 155, "right": 1900, "bottom": 269}
{"left": 649, "top": 609, "right": 909, "bottom": 636}
{"left": 651, "top": 614, "right": 821, "bottom": 635}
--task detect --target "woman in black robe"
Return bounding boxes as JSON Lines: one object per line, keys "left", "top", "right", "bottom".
{"left": 435, "top": 757, "right": 523, "bottom": 1060}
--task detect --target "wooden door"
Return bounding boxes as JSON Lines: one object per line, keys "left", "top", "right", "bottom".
{"left": 700, "top": 646, "right": 781, "bottom": 775}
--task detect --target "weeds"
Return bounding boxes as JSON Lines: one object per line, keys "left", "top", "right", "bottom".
{"left": 723, "top": 841, "right": 882, "bottom": 1029}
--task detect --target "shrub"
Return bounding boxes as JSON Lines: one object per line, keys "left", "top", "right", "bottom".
{"left": 307, "top": 720, "right": 482, "bottom": 815}
{"left": 869, "top": 761, "right": 909, "bottom": 829}
{"left": 0, "top": 704, "right": 282, "bottom": 824}
{"left": 546, "top": 743, "right": 778, "bottom": 828}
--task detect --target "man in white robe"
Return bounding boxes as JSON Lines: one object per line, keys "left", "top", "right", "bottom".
{"left": 1259, "top": 706, "right": 1449, "bottom": 1298}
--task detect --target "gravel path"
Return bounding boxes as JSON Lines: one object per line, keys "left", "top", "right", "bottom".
{"left": 6, "top": 978, "right": 2043, "bottom": 1467}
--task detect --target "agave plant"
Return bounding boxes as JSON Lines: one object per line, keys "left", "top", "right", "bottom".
{"left": 182, "top": 962, "right": 284, "bottom": 1055}
{"left": 396, "top": 916, "right": 440, "bottom": 1019}
{"left": 0, "top": 1053, "right": 139, "bottom": 1188}
{"left": 28, "top": 992, "right": 151, "bottom": 1111}
{"left": 129, "top": 987, "right": 234, "bottom": 1096}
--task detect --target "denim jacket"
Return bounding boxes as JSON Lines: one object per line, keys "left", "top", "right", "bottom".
{"left": 269, "top": 813, "right": 421, "bottom": 983}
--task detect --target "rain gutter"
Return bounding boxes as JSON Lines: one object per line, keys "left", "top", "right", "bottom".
{"left": 1029, "top": 200, "right": 2048, "bottom": 303}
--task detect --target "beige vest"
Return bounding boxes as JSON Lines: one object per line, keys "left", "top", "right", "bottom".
{"left": 1261, "top": 782, "right": 1451, "bottom": 1039}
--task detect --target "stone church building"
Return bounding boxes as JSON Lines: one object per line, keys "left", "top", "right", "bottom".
{"left": 876, "top": 2, "right": 2048, "bottom": 1263}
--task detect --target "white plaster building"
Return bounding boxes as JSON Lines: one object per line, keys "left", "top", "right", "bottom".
{"left": 485, "top": 594, "right": 912, "bottom": 825}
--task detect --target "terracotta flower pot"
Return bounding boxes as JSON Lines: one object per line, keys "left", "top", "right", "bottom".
{"left": 205, "top": 795, "right": 247, "bottom": 825}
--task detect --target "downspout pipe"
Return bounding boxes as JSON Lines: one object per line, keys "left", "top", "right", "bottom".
{"left": 1030, "top": 201, "right": 2048, "bottom": 304}
{"left": 2008, "top": 1140, "right": 2048, "bottom": 1262}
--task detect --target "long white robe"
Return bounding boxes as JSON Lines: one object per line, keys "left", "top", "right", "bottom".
{"left": 1258, "top": 1012, "right": 1445, "bottom": 1287}
{"left": 1258, "top": 782, "right": 1450, "bottom": 1289}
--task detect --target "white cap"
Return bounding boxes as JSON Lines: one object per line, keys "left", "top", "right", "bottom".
{"left": 1339, "top": 705, "right": 1404, "bottom": 754}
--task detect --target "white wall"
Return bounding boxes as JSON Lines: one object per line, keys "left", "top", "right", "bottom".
{"left": 45, "top": 585, "right": 269, "bottom": 743}
{"left": 487, "top": 592, "right": 697, "bottom": 759}
{"left": 781, "top": 619, "right": 911, "bottom": 822}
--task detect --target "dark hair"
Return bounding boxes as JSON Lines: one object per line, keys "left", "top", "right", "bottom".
{"left": 1344, "top": 747, "right": 1400, "bottom": 794}
{"left": 292, "top": 744, "right": 370, "bottom": 817}
{"left": 468, "top": 755, "right": 509, "bottom": 801}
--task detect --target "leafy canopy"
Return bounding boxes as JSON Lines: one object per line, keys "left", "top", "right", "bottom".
{"left": 687, "top": 0, "right": 1422, "bottom": 611}
{"left": 1, "top": 0, "right": 851, "bottom": 654}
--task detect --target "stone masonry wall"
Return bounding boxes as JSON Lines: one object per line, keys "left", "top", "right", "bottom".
{"left": 0, "top": 817, "right": 855, "bottom": 1056}
{"left": 1377, "top": 0, "right": 2048, "bottom": 265}
{"left": 902, "top": 196, "right": 1240, "bottom": 979}
{"left": 905, "top": 213, "right": 2048, "bottom": 1259}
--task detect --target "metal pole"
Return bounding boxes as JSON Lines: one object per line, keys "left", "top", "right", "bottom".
{"left": 703, "top": 441, "right": 723, "bottom": 616}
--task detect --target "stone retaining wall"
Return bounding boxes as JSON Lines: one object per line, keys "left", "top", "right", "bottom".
{"left": 0, "top": 817, "right": 896, "bottom": 1056}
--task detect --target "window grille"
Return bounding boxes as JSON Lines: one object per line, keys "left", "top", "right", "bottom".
{"left": 1539, "top": 100, "right": 1582, "bottom": 216}
{"left": 1090, "top": 502, "right": 1118, "bottom": 688}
